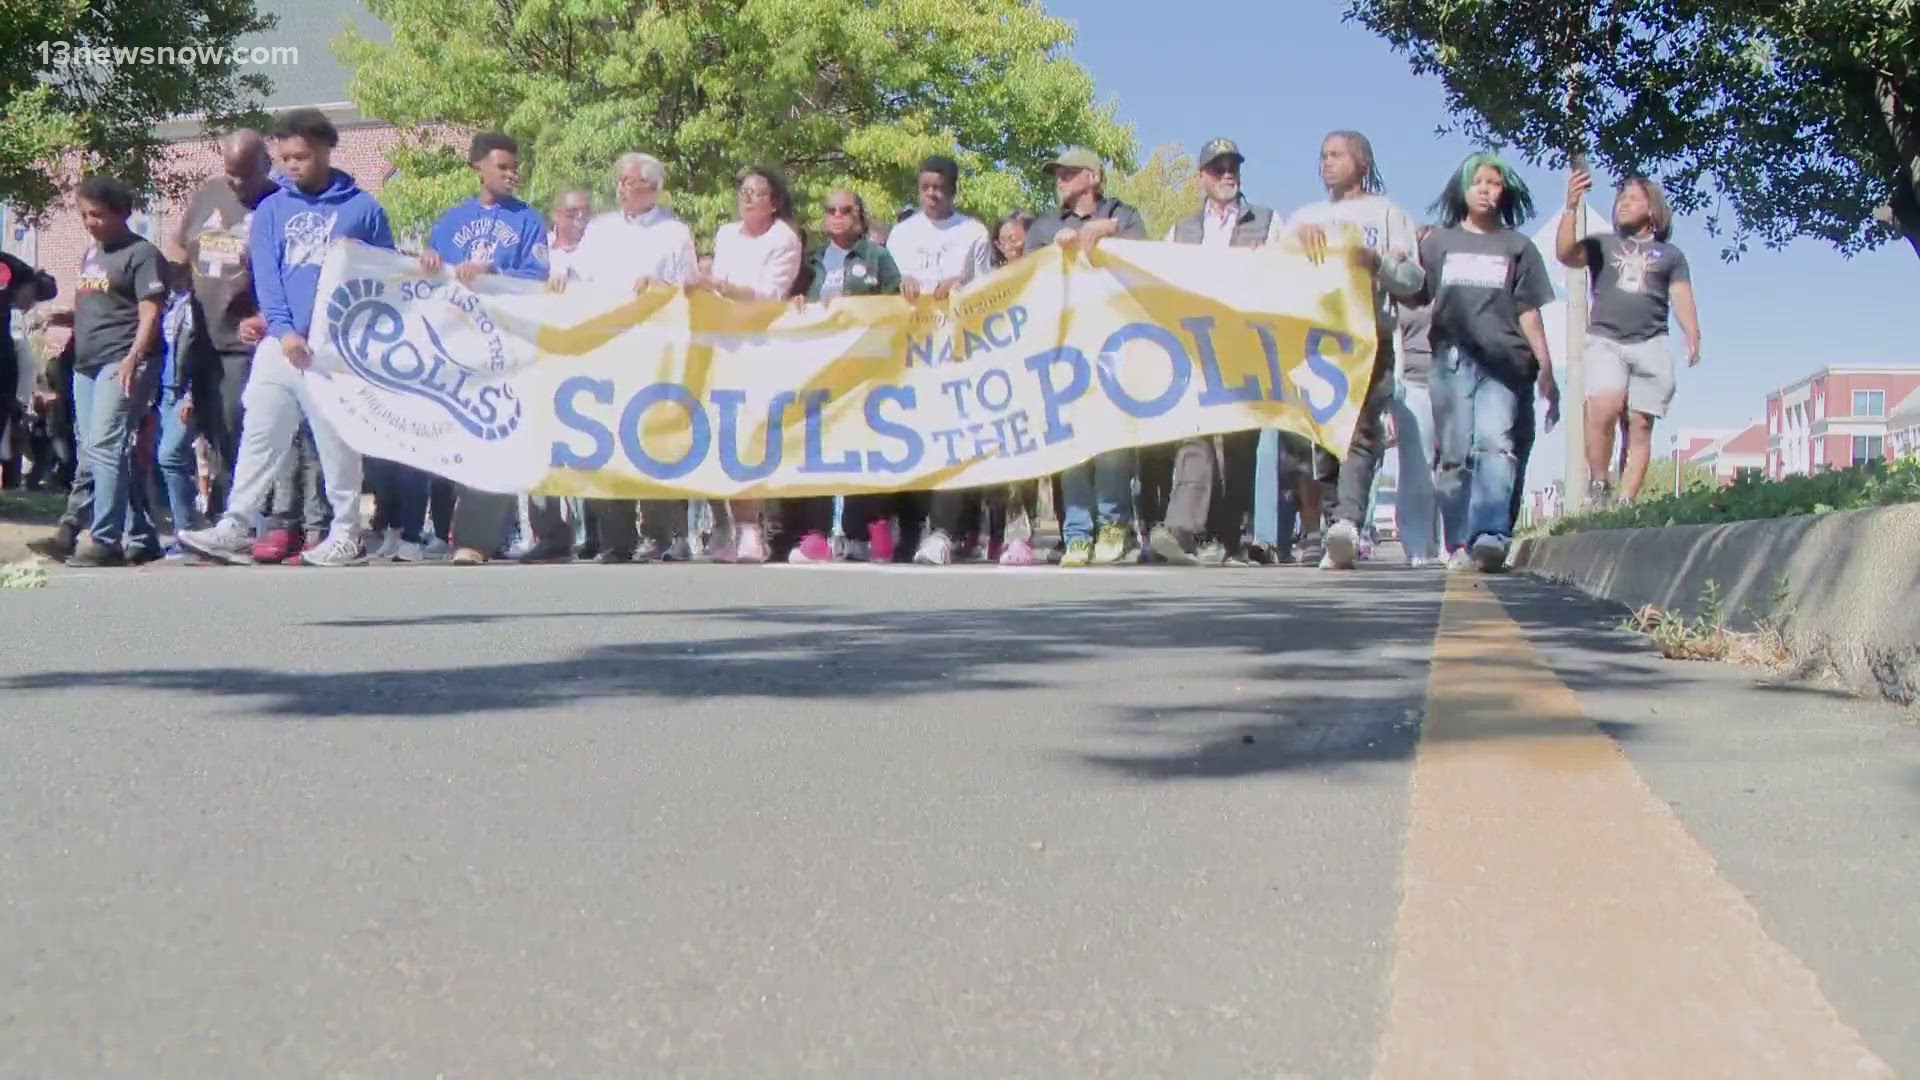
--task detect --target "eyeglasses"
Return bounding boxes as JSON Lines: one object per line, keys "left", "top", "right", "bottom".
{"left": 616, "top": 176, "right": 657, "bottom": 190}
{"left": 824, "top": 204, "right": 858, "bottom": 216}
{"left": 739, "top": 185, "right": 773, "bottom": 200}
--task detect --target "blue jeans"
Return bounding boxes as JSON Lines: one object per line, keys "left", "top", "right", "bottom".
{"left": 1431, "top": 345, "right": 1525, "bottom": 549}
{"left": 366, "top": 458, "right": 430, "bottom": 543}
{"left": 1059, "top": 449, "right": 1133, "bottom": 542}
{"left": 1390, "top": 380, "right": 1442, "bottom": 561}
{"left": 156, "top": 386, "right": 201, "bottom": 533}
{"left": 73, "top": 360, "right": 159, "bottom": 551}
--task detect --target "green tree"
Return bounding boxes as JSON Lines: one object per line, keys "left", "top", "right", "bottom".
{"left": 1345, "top": 0, "right": 1920, "bottom": 259}
{"left": 1107, "top": 142, "right": 1201, "bottom": 240}
{"left": 0, "top": 0, "right": 273, "bottom": 215}
{"left": 338, "top": 0, "right": 1136, "bottom": 239}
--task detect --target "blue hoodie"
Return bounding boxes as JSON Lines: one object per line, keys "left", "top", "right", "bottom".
{"left": 428, "top": 195, "right": 549, "bottom": 280}
{"left": 250, "top": 169, "right": 395, "bottom": 339}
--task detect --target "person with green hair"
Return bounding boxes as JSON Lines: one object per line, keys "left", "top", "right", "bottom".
{"left": 1417, "top": 152, "right": 1561, "bottom": 572}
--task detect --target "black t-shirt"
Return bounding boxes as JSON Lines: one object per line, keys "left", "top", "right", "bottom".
{"left": 0, "top": 252, "right": 35, "bottom": 375}
{"left": 1420, "top": 226, "right": 1554, "bottom": 385}
{"left": 180, "top": 177, "right": 270, "bottom": 353}
{"left": 74, "top": 235, "right": 168, "bottom": 374}
{"left": 1581, "top": 232, "right": 1690, "bottom": 344}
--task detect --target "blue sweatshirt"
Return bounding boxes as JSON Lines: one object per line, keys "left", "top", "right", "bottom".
{"left": 249, "top": 169, "right": 395, "bottom": 339}
{"left": 429, "top": 195, "right": 549, "bottom": 280}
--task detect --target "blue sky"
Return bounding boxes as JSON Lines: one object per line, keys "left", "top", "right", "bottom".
{"left": 1048, "top": 0, "right": 1912, "bottom": 490}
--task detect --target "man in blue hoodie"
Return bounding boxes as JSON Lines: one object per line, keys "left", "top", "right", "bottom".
{"left": 178, "top": 107, "right": 395, "bottom": 567}
{"left": 415, "top": 131, "right": 550, "bottom": 565}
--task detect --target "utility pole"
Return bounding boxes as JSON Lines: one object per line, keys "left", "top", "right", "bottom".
{"left": 1563, "top": 67, "right": 1590, "bottom": 511}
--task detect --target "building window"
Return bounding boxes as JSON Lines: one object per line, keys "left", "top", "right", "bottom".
{"left": 1853, "top": 389, "right": 1886, "bottom": 417}
{"left": 1736, "top": 466, "right": 1762, "bottom": 482}
{"left": 1852, "top": 435, "right": 1885, "bottom": 465}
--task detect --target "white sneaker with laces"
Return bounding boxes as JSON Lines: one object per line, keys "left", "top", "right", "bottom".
{"left": 301, "top": 532, "right": 368, "bottom": 567}
{"left": 1470, "top": 534, "right": 1508, "bottom": 573}
{"left": 177, "top": 517, "right": 256, "bottom": 565}
{"left": 1323, "top": 520, "right": 1360, "bottom": 570}
{"left": 421, "top": 536, "right": 452, "bottom": 560}
{"left": 371, "top": 528, "right": 401, "bottom": 561}
{"left": 395, "top": 539, "right": 425, "bottom": 563}
{"left": 1447, "top": 548, "right": 1475, "bottom": 572}
{"left": 914, "top": 530, "right": 954, "bottom": 566}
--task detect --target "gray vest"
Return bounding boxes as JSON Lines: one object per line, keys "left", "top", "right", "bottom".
{"left": 1171, "top": 201, "right": 1273, "bottom": 247}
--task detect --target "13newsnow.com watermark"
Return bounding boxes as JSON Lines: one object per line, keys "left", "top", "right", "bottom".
{"left": 37, "top": 41, "right": 299, "bottom": 67}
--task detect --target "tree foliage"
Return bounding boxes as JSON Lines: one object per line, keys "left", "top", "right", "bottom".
{"left": 1639, "top": 456, "right": 1719, "bottom": 498}
{"left": 1106, "top": 143, "right": 1202, "bottom": 240}
{"left": 338, "top": 0, "right": 1137, "bottom": 240}
{"left": 1345, "top": 0, "right": 1920, "bottom": 259}
{"left": 0, "top": 0, "right": 273, "bottom": 216}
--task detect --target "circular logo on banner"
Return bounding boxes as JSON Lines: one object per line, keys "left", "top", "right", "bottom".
{"left": 325, "top": 277, "right": 522, "bottom": 442}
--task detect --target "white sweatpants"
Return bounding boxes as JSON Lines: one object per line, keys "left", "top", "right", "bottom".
{"left": 222, "top": 336, "right": 363, "bottom": 538}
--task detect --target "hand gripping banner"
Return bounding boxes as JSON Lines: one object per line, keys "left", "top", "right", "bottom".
{"left": 306, "top": 236, "right": 1379, "bottom": 498}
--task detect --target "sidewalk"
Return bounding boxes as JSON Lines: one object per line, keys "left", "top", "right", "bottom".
{"left": 0, "top": 490, "right": 61, "bottom": 563}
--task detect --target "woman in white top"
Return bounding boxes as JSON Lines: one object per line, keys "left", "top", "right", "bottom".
{"left": 687, "top": 166, "right": 803, "bottom": 564}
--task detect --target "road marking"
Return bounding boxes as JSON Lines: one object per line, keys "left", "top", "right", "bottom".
{"left": 1376, "top": 574, "right": 1893, "bottom": 1078}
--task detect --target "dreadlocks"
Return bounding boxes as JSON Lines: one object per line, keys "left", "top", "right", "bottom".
{"left": 1324, "top": 130, "right": 1386, "bottom": 195}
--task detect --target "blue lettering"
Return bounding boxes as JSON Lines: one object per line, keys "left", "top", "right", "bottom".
{"left": 1008, "top": 305, "right": 1029, "bottom": 341}
{"left": 961, "top": 327, "right": 992, "bottom": 359}
{"left": 930, "top": 428, "right": 966, "bottom": 466}
{"left": 379, "top": 341, "right": 425, "bottom": 382}
{"left": 550, "top": 377, "right": 614, "bottom": 469}
{"left": 1182, "top": 316, "right": 1260, "bottom": 406}
{"left": 1024, "top": 346, "right": 1090, "bottom": 445}
{"left": 969, "top": 419, "right": 1009, "bottom": 459}
{"left": 940, "top": 377, "right": 972, "bottom": 420}
{"left": 620, "top": 382, "right": 710, "bottom": 480}
{"left": 1096, "top": 323, "right": 1191, "bottom": 420}
{"left": 710, "top": 389, "right": 795, "bottom": 482}
{"left": 1301, "top": 329, "right": 1354, "bottom": 423}
{"left": 799, "top": 390, "right": 860, "bottom": 474}
{"left": 981, "top": 312, "right": 1013, "bottom": 349}
{"left": 906, "top": 335, "right": 938, "bottom": 369}
{"left": 473, "top": 383, "right": 509, "bottom": 426}
{"left": 975, "top": 368, "right": 1013, "bottom": 412}
{"left": 863, "top": 385, "right": 923, "bottom": 473}
{"left": 1248, "top": 320, "right": 1287, "bottom": 402}
{"left": 1005, "top": 409, "right": 1037, "bottom": 454}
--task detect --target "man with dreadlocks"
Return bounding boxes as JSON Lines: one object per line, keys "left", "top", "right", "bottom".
{"left": 1278, "top": 130, "right": 1425, "bottom": 570}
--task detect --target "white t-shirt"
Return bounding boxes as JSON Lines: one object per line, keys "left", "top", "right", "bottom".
{"left": 570, "top": 206, "right": 696, "bottom": 287}
{"left": 1278, "top": 194, "right": 1425, "bottom": 333}
{"left": 712, "top": 218, "right": 803, "bottom": 300}
{"left": 885, "top": 211, "right": 991, "bottom": 290}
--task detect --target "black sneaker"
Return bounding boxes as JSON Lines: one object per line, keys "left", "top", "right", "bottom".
{"left": 516, "top": 543, "right": 574, "bottom": 564}
{"left": 127, "top": 544, "right": 166, "bottom": 566}
{"left": 594, "top": 549, "right": 634, "bottom": 564}
{"left": 65, "top": 537, "right": 125, "bottom": 567}
{"left": 27, "top": 523, "right": 78, "bottom": 562}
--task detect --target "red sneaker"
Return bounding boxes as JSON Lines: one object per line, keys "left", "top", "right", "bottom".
{"left": 251, "top": 527, "right": 301, "bottom": 564}
{"left": 866, "top": 518, "right": 895, "bottom": 564}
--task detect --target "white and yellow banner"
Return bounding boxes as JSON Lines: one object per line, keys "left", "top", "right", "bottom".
{"left": 306, "top": 237, "right": 1377, "bottom": 498}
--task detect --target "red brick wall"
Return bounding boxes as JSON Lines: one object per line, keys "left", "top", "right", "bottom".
{"left": 36, "top": 120, "right": 408, "bottom": 304}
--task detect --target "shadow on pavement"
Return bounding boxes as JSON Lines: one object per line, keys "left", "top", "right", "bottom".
{"left": 2, "top": 571, "right": 1687, "bottom": 781}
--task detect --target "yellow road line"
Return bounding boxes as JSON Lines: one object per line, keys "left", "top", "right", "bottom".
{"left": 1375, "top": 574, "right": 1893, "bottom": 1079}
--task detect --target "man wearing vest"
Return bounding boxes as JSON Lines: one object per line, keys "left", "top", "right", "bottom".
{"left": 1027, "top": 146, "right": 1148, "bottom": 567}
{"left": 1149, "top": 137, "right": 1274, "bottom": 566}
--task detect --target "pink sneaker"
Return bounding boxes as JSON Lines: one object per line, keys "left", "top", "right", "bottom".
{"left": 998, "top": 538, "right": 1037, "bottom": 566}
{"left": 736, "top": 524, "right": 769, "bottom": 563}
{"left": 866, "top": 519, "right": 895, "bottom": 565}
{"left": 787, "top": 531, "right": 833, "bottom": 564}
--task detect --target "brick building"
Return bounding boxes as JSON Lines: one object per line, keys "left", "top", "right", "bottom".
{"left": 1675, "top": 422, "right": 1766, "bottom": 487}
{"left": 1765, "top": 366, "right": 1920, "bottom": 478}
{"left": 2, "top": 0, "right": 396, "bottom": 301}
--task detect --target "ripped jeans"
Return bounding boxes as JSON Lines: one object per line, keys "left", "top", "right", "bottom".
{"left": 1431, "top": 344, "right": 1529, "bottom": 550}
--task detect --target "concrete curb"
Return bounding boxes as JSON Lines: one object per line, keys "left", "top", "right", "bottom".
{"left": 1511, "top": 504, "right": 1920, "bottom": 708}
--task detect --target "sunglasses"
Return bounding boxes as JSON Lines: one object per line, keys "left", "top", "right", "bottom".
{"left": 824, "top": 204, "right": 859, "bottom": 216}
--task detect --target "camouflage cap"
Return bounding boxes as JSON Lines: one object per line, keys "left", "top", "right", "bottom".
{"left": 1043, "top": 146, "right": 1105, "bottom": 175}
{"left": 1199, "top": 137, "right": 1244, "bottom": 168}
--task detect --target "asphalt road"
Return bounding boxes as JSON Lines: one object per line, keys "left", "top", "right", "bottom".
{"left": 1, "top": 559, "right": 1916, "bottom": 1078}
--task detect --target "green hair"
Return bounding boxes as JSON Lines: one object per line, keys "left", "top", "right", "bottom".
{"left": 1431, "top": 151, "right": 1535, "bottom": 228}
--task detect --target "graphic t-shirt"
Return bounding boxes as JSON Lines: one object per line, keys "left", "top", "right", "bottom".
{"left": 73, "top": 234, "right": 168, "bottom": 374}
{"left": 180, "top": 177, "right": 271, "bottom": 353}
{"left": 1581, "top": 232, "right": 1690, "bottom": 344}
{"left": 884, "top": 211, "right": 991, "bottom": 290}
{"left": 817, "top": 243, "right": 850, "bottom": 300}
{"left": 1420, "top": 226, "right": 1554, "bottom": 386}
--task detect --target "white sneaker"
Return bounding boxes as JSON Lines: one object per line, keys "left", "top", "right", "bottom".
{"left": 914, "top": 530, "right": 954, "bottom": 566}
{"left": 735, "top": 524, "right": 768, "bottom": 564}
{"left": 846, "top": 539, "right": 871, "bottom": 563}
{"left": 1471, "top": 534, "right": 1508, "bottom": 573}
{"left": 663, "top": 537, "right": 693, "bottom": 562}
{"left": 371, "top": 528, "right": 402, "bottom": 561}
{"left": 177, "top": 517, "right": 255, "bottom": 565}
{"left": 1447, "top": 548, "right": 1475, "bottom": 572}
{"left": 1323, "top": 520, "right": 1360, "bottom": 570}
{"left": 394, "top": 539, "right": 425, "bottom": 563}
{"left": 301, "top": 532, "right": 368, "bottom": 567}
{"left": 421, "top": 536, "right": 452, "bottom": 560}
